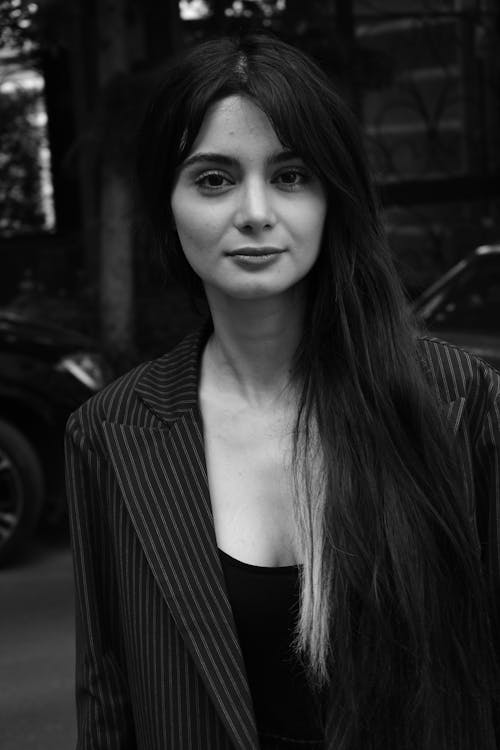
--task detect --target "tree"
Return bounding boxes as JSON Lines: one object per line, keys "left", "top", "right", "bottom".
{"left": 94, "top": 0, "right": 134, "bottom": 363}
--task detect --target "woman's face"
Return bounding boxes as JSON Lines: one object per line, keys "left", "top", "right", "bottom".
{"left": 170, "top": 95, "right": 327, "bottom": 303}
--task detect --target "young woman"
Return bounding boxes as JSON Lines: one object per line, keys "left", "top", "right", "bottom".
{"left": 65, "top": 33, "right": 500, "bottom": 750}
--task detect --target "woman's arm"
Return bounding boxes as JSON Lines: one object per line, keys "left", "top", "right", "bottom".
{"left": 473, "top": 375, "right": 500, "bottom": 743}
{"left": 65, "top": 415, "right": 136, "bottom": 750}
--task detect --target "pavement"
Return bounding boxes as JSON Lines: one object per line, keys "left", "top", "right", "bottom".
{"left": 0, "top": 529, "right": 77, "bottom": 749}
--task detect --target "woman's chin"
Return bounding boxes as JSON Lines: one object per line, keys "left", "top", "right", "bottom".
{"left": 206, "top": 281, "right": 303, "bottom": 305}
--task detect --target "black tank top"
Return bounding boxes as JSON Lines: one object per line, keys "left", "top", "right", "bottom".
{"left": 218, "top": 548, "right": 324, "bottom": 741}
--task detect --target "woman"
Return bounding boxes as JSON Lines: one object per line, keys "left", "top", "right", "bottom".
{"left": 65, "top": 33, "right": 500, "bottom": 750}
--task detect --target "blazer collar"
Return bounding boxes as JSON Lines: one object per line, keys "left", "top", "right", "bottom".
{"left": 134, "top": 320, "right": 212, "bottom": 424}
{"left": 134, "top": 326, "right": 468, "bottom": 432}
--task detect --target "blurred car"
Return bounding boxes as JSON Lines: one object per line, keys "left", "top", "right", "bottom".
{"left": 414, "top": 244, "right": 500, "bottom": 371}
{"left": 0, "top": 310, "right": 112, "bottom": 565}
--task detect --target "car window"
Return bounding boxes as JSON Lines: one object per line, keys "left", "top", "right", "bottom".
{"left": 428, "top": 262, "right": 500, "bottom": 333}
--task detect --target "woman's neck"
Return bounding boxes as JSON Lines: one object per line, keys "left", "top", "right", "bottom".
{"left": 203, "top": 290, "right": 304, "bottom": 407}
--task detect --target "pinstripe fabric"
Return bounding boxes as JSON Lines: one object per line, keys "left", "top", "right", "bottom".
{"left": 65, "top": 325, "right": 500, "bottom": 750}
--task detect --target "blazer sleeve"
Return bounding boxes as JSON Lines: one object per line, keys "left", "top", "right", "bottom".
{"left": 473, "top": 379, "right": 500, "bottom": 623}
{"left": 472, "top": 373, "right": 500, "bottom": 740}
{"left": 65, "top": 414, "right": 136, "bottom": 750}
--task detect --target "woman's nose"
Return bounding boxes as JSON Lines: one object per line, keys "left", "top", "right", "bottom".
{"left": 233, "top": 180, "right": 276, "bottom": 232}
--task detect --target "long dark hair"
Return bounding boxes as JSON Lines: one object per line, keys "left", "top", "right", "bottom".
{"left": 136, "top": 33, "right": 499, "bottom": 749}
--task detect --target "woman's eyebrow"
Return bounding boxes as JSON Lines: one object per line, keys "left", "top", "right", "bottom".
{"left": 180, "top": 149, "right": 302, "bottom": 170}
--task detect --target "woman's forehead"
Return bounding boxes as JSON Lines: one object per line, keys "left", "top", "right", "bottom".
{"left": 187, "top": 95, "right": 282, "bottom": 158}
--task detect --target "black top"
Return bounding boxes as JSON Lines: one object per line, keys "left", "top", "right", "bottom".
{"left": 218, "top": 548, "right": 323, "bottom": 741}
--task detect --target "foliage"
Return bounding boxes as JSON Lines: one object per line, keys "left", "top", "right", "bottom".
{"left": 0, "top": 0, "right": 39, "bottom": 53}
{"left": 0, "top": 86, "right": 46, "bottom": 234}
{"left": 180, "top": 0, "right": 285, "bottom": 22}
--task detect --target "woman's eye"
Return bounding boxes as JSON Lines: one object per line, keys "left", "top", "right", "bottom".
{"left": 275, "top": 169, "right": 310, "bottom": 189}
{"left": 194, "top": 171, "right": 232, "bottom": 191}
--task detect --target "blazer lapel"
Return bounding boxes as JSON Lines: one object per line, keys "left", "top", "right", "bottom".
{"left": 102, "top": 325, "right": 259, "bottom": 750}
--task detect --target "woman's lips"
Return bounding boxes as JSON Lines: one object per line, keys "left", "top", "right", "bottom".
{"left": 227, "top": 246, "right": 285, "bottom": 257}
{"left": 226, "top": 247, "right": 285, "bottom": 269}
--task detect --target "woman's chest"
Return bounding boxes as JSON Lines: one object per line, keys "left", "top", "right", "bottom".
{"left": 201, "top": 399, "right": 300, "bottom": 566}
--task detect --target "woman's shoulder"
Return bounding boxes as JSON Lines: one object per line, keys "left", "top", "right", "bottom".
{"left": 417, "top": 335, "right": 500, "bottom": 420}
{"left": 65, "top": 326, "right": 206, "bottom": 445}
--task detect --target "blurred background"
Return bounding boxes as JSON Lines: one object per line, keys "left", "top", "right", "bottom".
{"left": 0, "top": 1, "right": 499, "bottom": 747}
{"left": 1, "top": 0, "right": 499, "bottom": 363}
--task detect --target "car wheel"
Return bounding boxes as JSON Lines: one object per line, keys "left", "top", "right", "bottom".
{"left": 0, "top": 419, "right": 44, "bottom": 566}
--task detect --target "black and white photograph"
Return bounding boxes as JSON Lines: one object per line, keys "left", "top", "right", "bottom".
{"left": 1, "top": 2, "right": 499, "bottom": 748}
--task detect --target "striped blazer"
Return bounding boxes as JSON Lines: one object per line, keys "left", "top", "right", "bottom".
{"left": 65, "top": 324, "right": 500, "bottom": 750}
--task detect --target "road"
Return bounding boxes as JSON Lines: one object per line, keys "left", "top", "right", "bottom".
{"left": 0, "top": 530, "right": 77, "bottom": 749}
